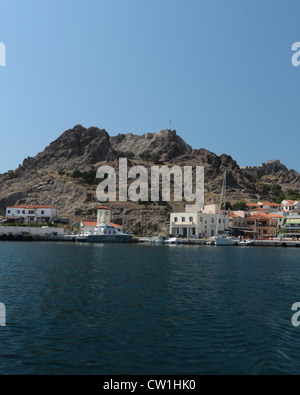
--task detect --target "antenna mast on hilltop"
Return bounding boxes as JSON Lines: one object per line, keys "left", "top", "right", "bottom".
{"left": 169, "top": 120, "right": 172, "bottom": 130}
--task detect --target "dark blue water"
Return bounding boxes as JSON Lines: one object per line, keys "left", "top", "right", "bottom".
{"left": 0, "top": 242, "right": 300, "bottom": 375}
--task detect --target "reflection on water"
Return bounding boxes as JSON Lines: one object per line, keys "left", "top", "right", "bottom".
{"left": 0, "top": 242, "right": 299, "bottom": 374}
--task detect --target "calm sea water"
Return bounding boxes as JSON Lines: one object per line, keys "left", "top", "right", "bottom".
{"left": 0, "top": 242, "right": 300, "bottom": 375}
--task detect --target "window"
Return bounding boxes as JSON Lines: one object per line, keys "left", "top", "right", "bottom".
{"left": 182, "top": 217, "right": 186, "bottom": 222}
{"left": 7, "top": 210, "right": 11, "bottom": 214}
{"left": 22, "top": 210, "right": 25, "bottom": 214}
{"left": 200, "top": 217, "right": 203, "bottom": 223}
{"left": 17, "top": 210, "right": 20, "bottom": 214}
{"left": 41, "top": 211, "right": 45, "bottom": 215}
{"left": 212, "top": 218, "right": 214, "bottom": 223}
{"left": 174, "top": 217, "right": 178, "bottom": 223}
{"left": 189, "top": 217, "right": 193, "bottom": 222}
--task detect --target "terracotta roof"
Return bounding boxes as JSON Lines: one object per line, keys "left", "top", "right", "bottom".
{"left": 82, "top": 221, "right": 97, "bottom": 227}
{"left": 249, "top": 213, "right": 277, "bottom": 220}
{"left": 82, "top": 221, "right": 122, "bottom": 228}
{"left": 246, "top": 203, "right": 260, "bottom": 207}
{"left": 267, "top": 214, "right": 285, "bottom": 219}
{"left": 283, "top": 200, "right": 297, "bottom": 204}
{"left": 97, "top": 206, "right": 111, "bottom": 210}
{"left": 259, "top": 202, "right": 282, "bottom": 207}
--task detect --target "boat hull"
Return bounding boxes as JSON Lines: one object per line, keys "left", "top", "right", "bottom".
{"left": 215, "top": 237, "right": 238, "bottom": 246}
{"left": 76, "top": 234, "right": 133, "bottom": 243}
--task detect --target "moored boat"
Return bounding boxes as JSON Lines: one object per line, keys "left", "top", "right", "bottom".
{"left": 215, "top": 170, "right": 239, "bottom": 246}
{"left": 237, "top": 239, "right": 254, "bottom": 246}
{"left": 75, "top": 206, "right": 132, "bottom": 244}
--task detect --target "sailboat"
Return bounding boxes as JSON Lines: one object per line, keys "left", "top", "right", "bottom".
{"left": 214, "top": 170, "right": 238, "bottom": 246}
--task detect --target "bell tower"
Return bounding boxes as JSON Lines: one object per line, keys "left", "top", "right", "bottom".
{"left": 97, "top": 206, "right": 111, "bottom": 225}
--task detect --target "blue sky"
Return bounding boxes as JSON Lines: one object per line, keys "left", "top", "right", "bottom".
{"left": 0, "top": 0, "right": 300, "bottom": 173}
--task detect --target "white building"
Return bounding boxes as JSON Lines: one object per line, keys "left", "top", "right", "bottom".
{"left": 170, "top": 208, "right": 229, "bottom": 239}
{"left": 282, "top": 200, "right": 300, "bottom": 212}
{"left": 5, "top": 205, "right": 58, "bottom": 223}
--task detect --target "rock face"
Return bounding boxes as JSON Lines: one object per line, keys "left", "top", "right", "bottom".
{"left": 0, "top": 125, "right": 298, "bottom": 235}
{"left": 17, "top": 125, "right": 117, "bottom": 173}
{"left": 242, "top": 160, "right": 300, "bottom": 190}
{"left": 110, "top": 129, "right": 193, "bottom": 161}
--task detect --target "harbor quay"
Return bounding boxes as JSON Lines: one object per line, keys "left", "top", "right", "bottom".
{"left": 0, "top": 195, "right": 300, "bottom": 247}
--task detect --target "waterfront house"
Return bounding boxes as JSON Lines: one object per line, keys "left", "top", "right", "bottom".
{"left": 285, "top": 217, "right": 300, "bottom": 238}
{"left": 5, "top": 205, "right": 58, "bottom": 223}
{"left": 229, "top": 214, "right": 249, "bottom": 236}
{"left": 170, "top": 207, "right": 229, "bottom": 239}
{"left": 245, "top": 213, "right": 278, "bottom": 239}
{"left": 267, "top": 213, "right": 286, "bottom": 233}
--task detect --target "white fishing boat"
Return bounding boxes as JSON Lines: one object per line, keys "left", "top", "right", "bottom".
{"left": 150, "top": 235, "right": 166, "bottom": 245}
{"left": 75, "top": 207, "right": 132, "bottom": 244}
{"left": 237, "top": 239, "right": 253, "bottom": 246}
{"left": 214, "top": 170, "right": 239, "bottom": 247}
{"left": 215, "top": 236, "right": 238, "bottom": 246}
{"left": 165, "top": 237, "right": 181, "bottom": 245}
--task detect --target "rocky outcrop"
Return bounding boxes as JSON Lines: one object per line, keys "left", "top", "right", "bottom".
{"left": 111, "top": 129, "right": 193, "bottom": 160}
{"left": 242, "top": 160, "right": 300, "bottom": 190}
{"left": 16, "top": 125, "right": 118, "bottom": 174}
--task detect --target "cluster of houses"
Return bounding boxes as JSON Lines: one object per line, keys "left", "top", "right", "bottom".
{"left": 170, "top": 199, "right": 300, "bottom": 240}
{"left": 1, "top": 198, "right": 300, "bottom": 240}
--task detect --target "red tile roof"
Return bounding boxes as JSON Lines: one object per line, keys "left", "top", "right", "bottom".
{"left": 250, "top": 213, "right": 277, "bottom": 220}
{"left": 259, "top": 202, "right": 282, "bottom": 207}
{"left": 284, "top": 200, "right": 297, "bottom": 204}
{"left": 82, "top": 221, "right": 122, "bottom": 228}
{"left": 267, "top": 214, "right": 285, "bottom": 219}
{"left": 82, "top": 221, "right": 97, "bottom": 227}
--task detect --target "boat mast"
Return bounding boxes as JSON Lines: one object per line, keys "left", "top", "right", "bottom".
{"left": 216, "top": 170, "right": 226, "bottom": 236}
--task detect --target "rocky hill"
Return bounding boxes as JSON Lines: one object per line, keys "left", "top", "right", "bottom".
{"left": 242, "top": 160, "right": 300, "bottom": 189}
{"left": 0, "top": 125, "right": 298, "bottom": 235}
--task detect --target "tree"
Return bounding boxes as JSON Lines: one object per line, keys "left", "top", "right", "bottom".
{"left": 139, "top": 151, "right": 151, "bottom": 161}
{"left": 223, "top": 201, "right": 233, "bottom": 211}
{"left": 117, "top": 150, "right": 135, "bottom": 159}
{"left": 72, "top": 170, "right": 82, "bottom": 180}
{"left": 150, "top": 153, "right": 161, "bottom": 163}
{"left": 232, "top": 201, "right": 247, "bottom": 211}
